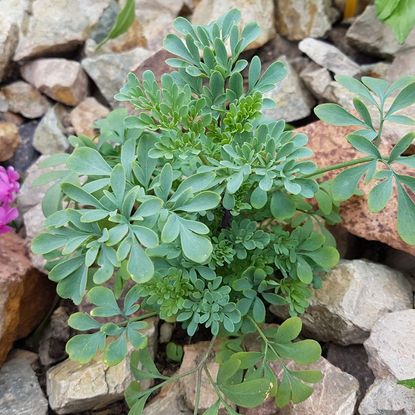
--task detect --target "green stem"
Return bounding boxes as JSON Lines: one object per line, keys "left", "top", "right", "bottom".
{"left": 303, "top": 156, "right": 374, "bottom": 179}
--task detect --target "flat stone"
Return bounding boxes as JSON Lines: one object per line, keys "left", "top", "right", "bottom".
{"left": 364, "top": 310, "right": 415, "bottom": 380}
{"left": 143, "top": 383, "right": 191, "bottom": 415}
{"left": 275, "top": 0, "right": 337, "bottom": 41}
{"left": 47, "top": 318, "right": 157, "bottom": 414}
{"left": 14, "top": 0, "right": 110, "bottom": 61}
{"left": 300, "top": 63, "right": 332, "bottom": 100}
{"left": 0, "top": 121, "right": 20, "bottom": 161}
{"left": 242, "top": 357, "right": 359, "bottom": 415}
{"left": 82, "top": 47, "right": 152, "bottom": 106}
{"left": 21, "top": 58, "right": 88, "bottom": 106}
{"left": 271, "top": 260, "right": 413, "bottom": 345}
{"left": 0, "top": 349, "right": 48, "bottom": 415}
{"left": 192, "top": 0, "right": 276, "bottom": 50}
{"left": 0, "top": 21, "right": 18, "bottom": 81}
{"left": 1, "top": 81, "right": 49, "bottom": 119}
{"left": 263, "top": 56, "right": 315, "bottom": 122}
{"left": 70, "top": 97, "right": 109, "bottom": 137}
{"left": 359, "top": 378, "right": 415, "bottom": 415}
{"left": 0, "top": 233, "right": 55, "bottom": 366}
{"left": 299, "top": 121, "right": 415, "bottom": 256}
{"left": 33, "top": 105, "right": 68, "bottom": 154}
{"left": 346, "top": 6, "right": 415, "bottom": 58}
{"left": 299, "top": 38, "right": 361, "bottom": 76}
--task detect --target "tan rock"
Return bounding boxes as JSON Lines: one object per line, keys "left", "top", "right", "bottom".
{"left": 242, "top": 357, "right": 359, "bottom": 415}
{"left": 387, "top": 48, "right": 415, "bottom": 82}
{"left": 192, "top": 0, "right": 276, "bottom": 50}
{"left": 0, "top": 233, "right": 55, "bottom": 366}
{"left": 21, "top": 58, "right": 88, "bottom": 106}
{"left": 23, "top": 203, "right": 46, "bottom": 271}
{"left": 143, "top": 383, "right": 191, "bottom": 415}
{"left": 47, "top": 318, "right": 157, "bottom": 414}
{"left": 0, "top": 121, "right": 20, "bottom": 161}
{"left": 271, "top": 260, "right": 413, "bottom": 345}
{"left": 70, "top": 97, "right": 109, "bottom": 137}
{"left": 299, "top": 121, "right": 415, "bottom": 256}
{"left": 0, "top": 21, "right": 18, "bottom": 81}
{"left": 0, "top": 349, "right": 48, "bottom": 415}
{"left": 1, "top": 81, "right": 49, "bottom": 119}
{"left": 364, "top": 310, "right": 415, "bottom": 380}
{"left": 82, "top": 47, "right": 152, "bottom": 106}
{"left": 14, "top": 0, "right": 110, "bottom": 61}
{"left": 276, "top": 0, "right": 337, "bottom": 41}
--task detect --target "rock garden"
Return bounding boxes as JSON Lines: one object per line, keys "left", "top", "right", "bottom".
{"left": 0, "top": 1, "right": 415, "bottom": 415}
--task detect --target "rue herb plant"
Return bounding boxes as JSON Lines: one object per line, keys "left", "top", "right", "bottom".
{"left": 33, "top": 10, "right": 415, "bottom": 414}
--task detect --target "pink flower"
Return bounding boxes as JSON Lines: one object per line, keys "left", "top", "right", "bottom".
{"left": 0, "top": 166, "right": 20, "bottom": 205}
{"left": 0, "top": 205, "right": 18, "bottom": 234}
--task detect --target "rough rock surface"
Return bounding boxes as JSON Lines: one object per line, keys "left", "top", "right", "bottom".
{"left": 47, "top": 318, "right": 157, "bottom": 414}
{"left": 346, "top": 6, "right": 415, "bottom": 58}
{"left": 387, "top": 49, "right": 415, "bottom": 82}
{"left": 359, "top": 378, "right": 415, "bottom": 415}
{"left": 82, "top": 47, "right": 152, "bottom": 106}
{"left": 14, "top": 0, "right": 110, "bottom": 61}
{"left": 0, "top": 21, "right": 18, "bottom": 81}
{"left": 300, "top": 63, "right": 332, "bottom": 100}
{"left": 271, "top": 260, "right": 412, "bottom": 345}
{"left": 10, "top": 121, "right": 39, "bottom": 173}
{"left": 192, "top": 0, "right": 276, "bottom": 50}
{"left": 243, "top": 357, "right": 359, "bottom": 415}
{"left": 23, "top": 203, "right": 46, "bottom": 271}
{"left": 0, "top": 121, "right": 20, "bottom": 161}
{"left": 33, "top": 105, "right": 68, "bottom": 154}
{"left": 143, "top": 383, "right": 191, "bottom": 415}
{"left": 275, "top": 0, "right": 337, "bottom": 41}
{"left": 21, "top": 59, "right": 88, "bottom": 106}
{"left": 1, "top": 81, "right": 49, "bottom": 119}
{"left": 179, "top": 342, "right": 225, "bottom": 413}
{"left": 0, "top": 350, "right": 48, "bottom": 415}
{"left": 299, "top": 122, "right": 415, "bottom": 256}
{"left": 263, "top": 57, "right": 314, "bottom": 122}
{"left": 0, "top": 233, "right": 55, "bottom": 366}
{"left": 364, "top": 310, "right": 415, "bottom": 380}
{"left": 70, "top": 97, "right": 109, "bottom": 137}
{"left": 133, "top": 49, "right": 174, "bottom": 81}
{"left": 299, "top": 38, "right": 360, "bottom": 76}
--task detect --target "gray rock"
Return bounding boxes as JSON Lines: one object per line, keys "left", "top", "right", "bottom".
{"left": 0, "top": 0, "right": 31, "bottom": 28}
{"left": 346, "top": 6, "right": 415, "bottom": 58}
{"left": 0, "top": 350, "right": 48, "bottom": 415}
{"left": 299, "top": 38, "right": 361, "bottom": 76}
{"left": 359, "top": 378, "right": 415, "bottom": 415}
{"left": 21, "top": 58, "right": 88, "bottom": 106}
{"left": 47, "top": 318, "right": 157, "bottom": 414}
{"left": 17, "top": 155, "right": 60, "bottom": 213}
{"left": 143, "top": 383, "right": 191, "bottom": 415}
{"left": 387, "top": 49, "right": 415, "bottom": 82}
{"left": 10, "top": 121, "right": 39, "bottom": 174}
{"left": 14, "top": 0, "right": 110, "bottom": 61}
{"left": 1, "top": 81, "right": 49, "bottom": 119}
{"left": 82, "top": 47, "right": 152, "bottom": 106}
{"left": 192, "top": 0, "right": 276, "bottom": 50}
{"left": 364, "top": 310, "right": 415, "bottom": 380}
{"left": 0, "top": 21, "right": 18, "bottom": 81}
{"left": 271, "top": 260, "right": 413, "bottom": 345}
{"left": 300, "top": 63, "right": 333, "bottom": 100}
{"left": 33, "top": 105, "right": 68, "bottom": 154}
{"left": 159, "top": 322, "right": 174, "bottom": 344}
{"left": 23, "top": 204, "right": 46, "bottom": 271}
{"left": 275, "top": 0, "right": 337, "bottom": 41}
{"left": 38, "top": 306, "right": 70, "bottom": 367}
{"left": 263, "top": 56, "right": 315, "bottom": 122}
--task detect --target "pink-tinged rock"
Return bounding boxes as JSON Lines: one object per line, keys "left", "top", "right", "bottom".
{"left": 299, "top": 121, "right": 415, "bottom": 256}
{"left": 0, "top": 232, "right": 55, "bottom": 366}
{"left": 21, "top": 58, "right": 89, "bottom": 106}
